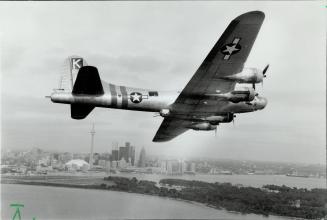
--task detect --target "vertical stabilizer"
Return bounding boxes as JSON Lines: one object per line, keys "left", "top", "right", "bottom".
{"left": 58, "top": 56, "right": 88, "bottom": 91}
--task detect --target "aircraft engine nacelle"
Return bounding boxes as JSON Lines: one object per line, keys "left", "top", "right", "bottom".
{"left": 220, "top": 68, "right": 264, "bottom": 84}
{"left": 187, "top": 122, "right": 217, "bottom": 131}
{"left": 228, "top": 87, "right": 256, "bottom": 103}
{"left": 208, "top": 87, "right": 256, "bottom": 103}
{"left": 206, "top": 113, "right": 234, "bottom": 125}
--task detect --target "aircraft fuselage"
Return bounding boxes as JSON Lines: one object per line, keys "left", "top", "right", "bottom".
{"left": 51, "top": 80, "right": 267, "bottom": 115}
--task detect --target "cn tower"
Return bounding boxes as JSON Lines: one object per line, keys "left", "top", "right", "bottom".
{"left": 89, "top": 123, "right": 95, "bottom": 169}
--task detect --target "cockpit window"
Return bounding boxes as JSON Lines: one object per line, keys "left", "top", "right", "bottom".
{"left": 148, "top": 91, "right": 159, "bottom": 96}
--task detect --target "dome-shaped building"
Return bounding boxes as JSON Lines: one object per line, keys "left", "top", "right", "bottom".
{"left": 65, "top": 159, "right": 90, "bottom": 171}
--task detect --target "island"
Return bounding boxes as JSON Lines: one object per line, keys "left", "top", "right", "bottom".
{"left": 2, "top": 175, "right": 326, "bottom": 219}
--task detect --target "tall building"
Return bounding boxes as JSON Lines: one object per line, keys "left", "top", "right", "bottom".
{"left": 191, "top": 162, "right": 196, "bottom": 172}
{"left": 118, "top": 142, "right": 135, "bottom": 166}
{"left": 98, "top": 159, "right": 106, "bottom": 168}
{"left": 138, "top": 147, "right": 146, "bottom": 167}
{"left": 129, "top": 146, "right": 135, "bottom": 166}
{"left": 111, "top": 150, "right": 119, "bottom": 161}
{"left": 93, "top": 153, "right": 100, "bottom": 165}
{"left": 59, "top": 152, "right": 73, "bottom": 163}
{"left": 186, "top": 162, "right": 196, "bottom": 173}
{"left": 119, "top": 146, "right": 128, "bottom": 161}
{"left": 52, "top": 153, "right": 59, "bottom": 160}
{"left": 163, "top": 160, "right": 183, "bottom": 175}
{"left": 160, "top": 160, "right": 168, "bottom": 174}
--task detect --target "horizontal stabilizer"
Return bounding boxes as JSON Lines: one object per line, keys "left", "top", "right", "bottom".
{"left": 71, "top": 104, "right": 95, "bottom": 119}
{"left": 72, "top": 66, "right": 104, "bottom": 95}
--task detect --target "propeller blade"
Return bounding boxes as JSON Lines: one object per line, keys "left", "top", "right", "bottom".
{"left": 252, "top": 83, "right": 256, "bottom": 90}
{"left": 215, "top": 127, "right": 217, "bottom": 137}
{"left": 232, "top": 115, "right": 236, "bottom": 126}
{"left": 263, "top": 64, "right": 269, "bottom": 77}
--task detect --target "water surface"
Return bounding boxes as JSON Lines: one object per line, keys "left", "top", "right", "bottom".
{"left": 110, "top": 173, "right": 325, "bottom": 189}
{"left": 2, "top": 184, "right": 290, "bottom": 220}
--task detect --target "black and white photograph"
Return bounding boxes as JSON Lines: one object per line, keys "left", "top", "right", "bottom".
{"left": 1, "top": 1, "right": 326, "bottom": 219}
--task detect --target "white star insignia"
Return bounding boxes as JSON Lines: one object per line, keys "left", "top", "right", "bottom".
{"left": 223, "top": 44, "right": 240, "bottom": 55}
{"left": 221, "top": 38, "right": 242, "bottom": 60}
{"left": 130, "top": 92, "right": 144, "bottom": 103}
{"left": 131, "top": 93, "right": 141, "bottom": 102}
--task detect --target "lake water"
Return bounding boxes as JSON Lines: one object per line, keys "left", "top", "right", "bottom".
{"left": 109, "top": 173, "right": 326, "bottom": 189}
{"left": 1, "top": 184, "right": 290, "bottom": 220}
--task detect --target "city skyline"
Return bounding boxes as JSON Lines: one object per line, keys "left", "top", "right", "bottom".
{"left": 1, "top": 2, "right": 325, "bottom": 164}
{"left": 2, "top": 144, "right": 325, "bottom": 167}
{"left": 2, "top": 145, "right": 325, "bottom": 175}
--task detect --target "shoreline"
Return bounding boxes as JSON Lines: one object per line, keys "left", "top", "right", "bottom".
{"left": 1, "top": 173, "right": 325, "bottom": 189}
{"left": 3, "top": 175, "right": 326, "bottom": 219}
{"left": 1, "top": 180, "right": 299, "bottom": 220}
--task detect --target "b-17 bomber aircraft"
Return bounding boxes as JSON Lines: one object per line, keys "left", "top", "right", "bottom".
{"left": 50, "top": 11, "right": 268, "bottom": 142}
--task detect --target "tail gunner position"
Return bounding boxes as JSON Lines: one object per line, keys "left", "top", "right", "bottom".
{"left": 50, "top": 11, "right": 268, "bottom": 142}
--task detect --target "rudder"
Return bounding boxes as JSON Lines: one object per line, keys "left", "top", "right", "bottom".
{"left": 58, "top": 56, "right": 88, "bottom": 92}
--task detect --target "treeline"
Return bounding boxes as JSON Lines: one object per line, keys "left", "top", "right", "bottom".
{"left": 103, "top": 176, "right": 159, "bottom": 194}
{"left": 103, "top": 176, "right": 327, "bottom": 219}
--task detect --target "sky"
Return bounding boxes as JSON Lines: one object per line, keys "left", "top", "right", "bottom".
{"left": 0, "top": 1, "right": 325, "bottom": 164}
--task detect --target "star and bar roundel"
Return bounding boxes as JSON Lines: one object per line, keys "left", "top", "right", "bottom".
{"left": 130, "top": 92, "right": 148, "bottom": 104}
{"left": 220, "top": 38, "right": 241, "bottom": 60}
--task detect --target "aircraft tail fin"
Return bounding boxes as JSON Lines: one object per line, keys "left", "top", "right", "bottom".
{"left": 57, "top": 56, "right": 88, "bottom": 91}
{"left": 69, "top": 59, "right": 104, "bottom": 119}
{"left": 72, "top": 66, "right": 104, "bottom": 95}
{"left": 70, "top": 66, "right": 104, "bottom": 119}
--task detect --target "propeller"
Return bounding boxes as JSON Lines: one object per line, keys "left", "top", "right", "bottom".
{"left": 263, "top": 64, "right": 269, "bottom": 78}
{"left": 260, "top": 64, "right": 269, "bottom": 88}
{"left": 253, "top": 64, "right": 269, "bottom": 89}
{"left": 232, "top": 114, "right": 236, "bottom": 126}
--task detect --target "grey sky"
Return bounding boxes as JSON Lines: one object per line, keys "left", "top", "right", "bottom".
{"left": 1, "top": 1, "right": 325, "bottom": 164}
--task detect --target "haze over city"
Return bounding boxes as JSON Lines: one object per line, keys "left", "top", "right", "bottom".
{"left": 1, "top": 2, "right": 325, "bottom": 164}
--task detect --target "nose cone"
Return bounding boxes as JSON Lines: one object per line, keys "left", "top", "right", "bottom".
{"left": 257, "top": 96, "right": 268, "bottom": 110}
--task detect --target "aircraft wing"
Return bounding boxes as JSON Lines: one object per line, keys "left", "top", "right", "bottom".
{"left": 153, "top": 118, "right": 190, "bottom": 142}
{"left": 153, "top": 11, "right": 265, "bottom": 142}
